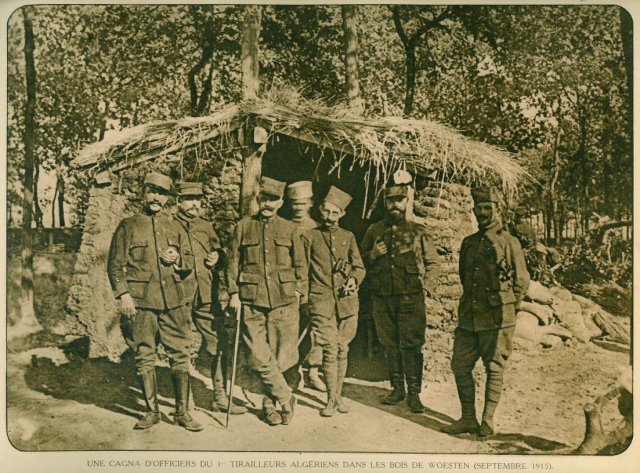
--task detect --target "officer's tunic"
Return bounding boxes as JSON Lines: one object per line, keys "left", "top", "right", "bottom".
{"left": 302, "top": 226, "right": 366, "bottom": 360}
{"left": 226, "top": 214, "right": 307, "bottom": 403}
{"left": 174, "top": 212, "right": 226, "bottom": 357}
{"left": 361, "top": 219, "right": 440, "bottom": 349}
{"left": 107, "top": 212, "right": 192, "bottom": 373}
{"left": 452, "top": 221, "right": 530, "bottom": 375}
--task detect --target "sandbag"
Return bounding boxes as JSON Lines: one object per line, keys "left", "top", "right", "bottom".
{"left": 549, "top": 286, "right": 572, "bottom": 301}
{"left": 542, "top": 324, "right": 573, "bottom": 340}
{"left": 540, "top": 334, "right": 564, "bottom": 348}
{"left": 520, "top": 301, "right": 554, "bottom": 325}
{"left": 573, "top": 294, "right": 599, "bottom": 309}
{"left": 526, "top": 281, "right": 554, "bottom": 305}
{"left": 514, "top": 311, "right": 543, "bottom": 343}
{"left": 555, "top": 300, "right": 591, "bottom": 342}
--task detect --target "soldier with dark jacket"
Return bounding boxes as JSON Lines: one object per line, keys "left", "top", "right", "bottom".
{"left": 226, "top": 177, "right": 308, "bottom": 426}
{"left": 173, "top": 181, "right": 246, "bottom": 415}
{"left": 442, "top": 186, "right": 530, "bottom": 437}
{"left": 107, "top": 172, "right": 202, "bottom": 431}
{"left": 301, "top": 186, "right": 366, "bottom": 417}
{"left": 361, "top": 183, "right": 440, "bottom": 413}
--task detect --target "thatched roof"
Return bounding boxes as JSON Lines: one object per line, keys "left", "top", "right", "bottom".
{"left": 73, "top": 88, "right": 530, "bottom": 192}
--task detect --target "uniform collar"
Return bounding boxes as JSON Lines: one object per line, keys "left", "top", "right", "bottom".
{"left": 479, "top": 220, "right": 501, "bottom": 236}
{"left": 321, "top": 224, "right": 340, "bottom": 233}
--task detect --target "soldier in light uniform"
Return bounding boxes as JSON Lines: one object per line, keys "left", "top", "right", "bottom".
{"left": 442, "top": 186, "right": 530, "bottom": 437}
{"left": 361, "top": 182, "right": 440, "bottom": 413}
{"left": 286, "top": 181, "right": 326, "bottom": 392}
{"left": 227, "top": 177, "right": 307, "bottom": 426}
{"left": 173, "top": 181, "right": 247, "bottom": 415}
{"left": 301, "top": 186, "right": 366, "bottom": 416}
{"left": 107, "top": 172, "right": 203, "bottom": 431}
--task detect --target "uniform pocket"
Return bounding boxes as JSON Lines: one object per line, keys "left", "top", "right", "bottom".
{"left": 127, "top": 273, "right": 152, "bottom": 300}
{"left": 238, "top": 271, "right": 261, "bottom": 301}
{"left": 275, "top": 238, "right": 292, "bottom": 266}
{"left": 278, "top": 269, "right": 297, "bottom": 299}
{"left": 241, "top": 237, "right": 260, "bottom": 265}
{"left": 129, "top": 241, "right": 148, "bottom": 262}
{"left": 403, "top": 264, "right": 423, "bottom": 292}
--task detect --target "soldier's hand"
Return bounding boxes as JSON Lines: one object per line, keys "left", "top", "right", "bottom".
{"left": 370, "top": 238, "right": 388, "bottom": 260}
{"left": 342, "top": 277, "right": 358, "bottom": 296}
{"left": 120, "top": 293, "right": 137, "bottom": 317}
{"left": 204, "top": 251, "right": 220, "bottom": 268}
{"left": 229, "top": 293, "right": 242, "bottom": 316}
{"left": 159, "top": 246, "right": 180, "bottom": 265}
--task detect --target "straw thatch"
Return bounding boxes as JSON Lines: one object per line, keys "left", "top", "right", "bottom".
{"left": 73, "top": 88, "right": 530, "bottom": 195}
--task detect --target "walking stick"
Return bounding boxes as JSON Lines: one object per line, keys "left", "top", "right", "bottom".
{"left": 226, "top": 309, "right": 242, "bottom": 429}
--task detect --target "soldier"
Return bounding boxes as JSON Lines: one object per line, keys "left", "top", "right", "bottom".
{"left": 226, "top": 176, "right": 307, "bottom": 426}
{"left": 361, "top": 181, "right": 440, "bottom": 414}
{"left": 301, "top": 186, "right": 366, "bottom": 417}
{"left": 173, "top": 181, "right": 247, "bottom": 415}
{"left": 510, "top": 206, "right": 537, "bottom": 250}
{"left": 107, "top": 172, "right": 203, "bottom": 431}
{"left": 286, "top": 181, "right": 326, "bottom": 392}
{"left": 442, "top": 186, "right": 530, "bottom": 437}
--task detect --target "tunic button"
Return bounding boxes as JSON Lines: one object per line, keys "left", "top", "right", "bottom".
{"left": 266, "top": 262, "right": 270, "bottom": 266}
{"left": 265, "top": 250, "right": 269, "bottom": 253}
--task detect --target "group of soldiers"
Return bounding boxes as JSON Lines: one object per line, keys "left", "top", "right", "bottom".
{"left": 107, "top": 169, "right": 529, "bottom": 438}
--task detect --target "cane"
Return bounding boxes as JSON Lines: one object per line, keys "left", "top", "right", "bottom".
{"left": 226, "top": 309, "right": 242, "bottom": 429}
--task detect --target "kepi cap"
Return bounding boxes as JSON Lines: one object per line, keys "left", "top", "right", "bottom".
{"left": 286, "top": 181, "right": 314, "bottom": 200}
{"left": 384, "top": 185, "right": 410, "bottom": 198}
{"left": 471, "top": 185, "right": 500, "bottom": 204}
{"left": 260, "top": 176, "right": 286, "bottom": 199}
{"left": 144, "top": 172, "right": 172, "bottom": 193}
{"left": 176, "top": 181, "right": 204, "bottom": 197}
{"left": 323, "top": 186, "right": 352, "bottom": 211}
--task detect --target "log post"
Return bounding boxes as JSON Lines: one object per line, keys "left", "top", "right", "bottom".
{"left": 239, "top": 5, "right": 262, "bottom": 217}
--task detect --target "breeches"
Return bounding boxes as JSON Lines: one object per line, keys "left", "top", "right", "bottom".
{"left": 450, "top": 326, "right": 515, "bottom": 375}
{"left": 311, "top": 308, "right": 358, "bottom": 365}
{"left": 371, "top": 293, "right": 426, "bottom": 349}
{"left": 241, "top": 302, "right": 299, "bottom": 403}
{"left": 124, "top": 306, "right": 191, "bottom": 374}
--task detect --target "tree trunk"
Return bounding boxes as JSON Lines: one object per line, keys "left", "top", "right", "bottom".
{"left": 239, "top": 6, "right": 262, "bottom": 217}
{"left": 10, "top": 6, "right": 42, "bottom": 340}
{"left": 404, "top": 47, "right": 417, "bottom": 117}
{"left": 57, "top": 173, "right": 66, "bottom": 227}
{"left": 342, "top": 5, "right": 364, "bottom": 115}
{"left": 549, "top": 126, "right": 561, "bottom": 245}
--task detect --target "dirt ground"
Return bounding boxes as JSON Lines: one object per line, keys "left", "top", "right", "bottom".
{"left": 5, "top": 251, "right": 631, "bottom": 454}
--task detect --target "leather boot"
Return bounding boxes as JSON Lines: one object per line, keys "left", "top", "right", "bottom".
{"left": 262, "top": 396, "right": 282, "bottom": 426}
{"left": 404, "top": 350, "right": 425, "bottom": 413}
{"left": 281, "top": 394, "right": 296, "bottom": 425}
{"left": 335, "top": 354, "right": 349, "bottom": 414}
{"left": 211, "top": 356, "right": 247, "bottom": 415}
{"left": 320, "top": 360, "right": 338, "bottom": 417}
{"left": 172, "top": 371, "right": 204, "bottom": 432}
{"left": 381, "top": 349, "right": 405, "bottom": 405}
{"left": 442, "top": 373, "right": 479, "bottom": 435}
{"left": 308, "top": 366, "right": 327, "bottom": 392}
{"left": 133, "top": 370, "right": 160, "bottom": 430}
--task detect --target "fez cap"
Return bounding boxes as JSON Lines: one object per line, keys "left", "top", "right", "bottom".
{"left": 176, "top": 181, "right": 204, "bottom": 197}
{"left": 323, "top": 186, "right": 352, "bottom": 211}
{"left": 286, "top": 181, "right": 314, "bottom": 200}
{"left": 144, "top": 172, "right": 172, "bottom": 193}
{"left": 471, "top": 186, "right": 500, "bottom": 204}
{"left": 260, "top": 176, "right": 286, "bottom": 199}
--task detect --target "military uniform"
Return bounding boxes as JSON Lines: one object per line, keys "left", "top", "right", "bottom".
{"left": 361, "top": 185, "right": 440, "bottom": 411}
{"left": 301, "top": 186, "right": 365, "bottom": 416}
{"left": 286, "top": 181, "right": 324, "bottom": 391}
{"left": 107, "top": 172, "right": 202, "bottom": 431}
{"left": 173, "top": 181, "right": 246, "bottom": 415}
{"left": 445, "top": 186, "right": 530, "bottom": 436}
{"left": 226, "top": 178, "right": 307, "bottom": 421}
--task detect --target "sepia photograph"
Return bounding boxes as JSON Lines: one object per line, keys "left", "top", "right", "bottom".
{"left": 2, "top": 0, "right": 636, "bottom": 470}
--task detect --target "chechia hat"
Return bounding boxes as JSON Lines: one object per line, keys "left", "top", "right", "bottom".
{"left": 323, "top": 186, "right": 352, "bottom": 211}
{"left": 286, "top": 181, "right": 314, "bottom": 200}
{"left": 471, "top": 186, "right": 500, "bottom": 204}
